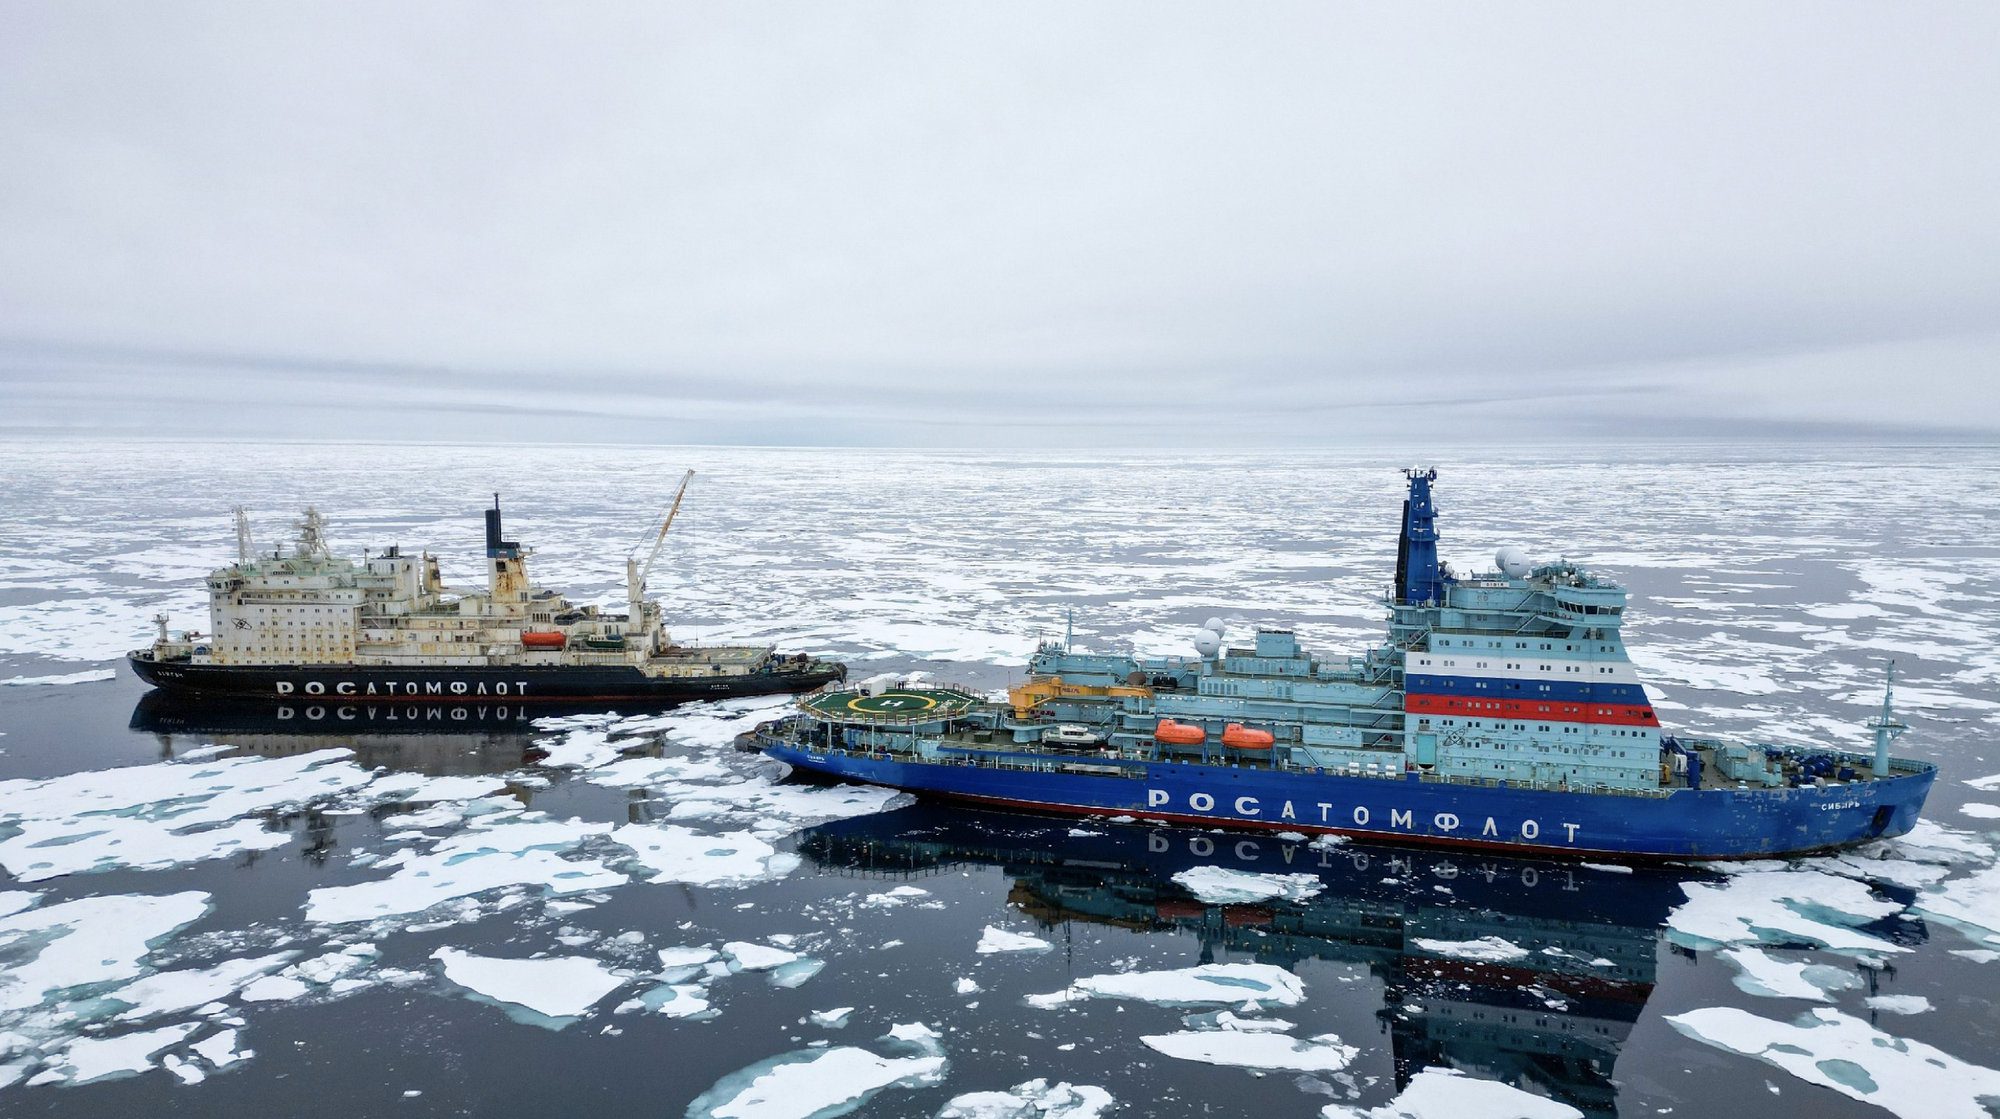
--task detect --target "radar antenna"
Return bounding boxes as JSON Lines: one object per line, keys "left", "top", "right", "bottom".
{"left": 234, "top": 507, "right": 252, "bottom": 564}
{"left": 292, "top": 507, "right": 330, "bottom": 560}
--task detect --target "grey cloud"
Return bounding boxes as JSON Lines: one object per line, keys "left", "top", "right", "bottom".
{"left": 1, "top": 3, "right": 1996, "bottom": 445}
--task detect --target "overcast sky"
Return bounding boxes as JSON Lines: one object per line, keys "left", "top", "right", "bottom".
{"left": 2, "top": 3, "right": 1996, "bottom": 446}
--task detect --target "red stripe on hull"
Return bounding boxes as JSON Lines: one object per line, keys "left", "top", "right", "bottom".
{"left": 1403, "top": 693, "right": 1659, "bottom": 728}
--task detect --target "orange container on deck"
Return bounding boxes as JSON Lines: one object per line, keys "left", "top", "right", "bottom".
{"left": 1222, "top": 723, "right": 1275, "bottom": 751}
{"left": 1154, "top": 719, "right": 1207, "bottom": 746}
{"left": 521, "top": 631, "right": 567, "bottom": 649}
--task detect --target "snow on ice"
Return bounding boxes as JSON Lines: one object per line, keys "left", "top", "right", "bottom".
{"left": 1026, "top": 963, "right": 1305, "bottom": 1010}
{"left": 1320, "top": 1066, "right": 1583, "bottom": 1119}
{"left": 977, "top": 926, "right": 1054, "bottom": 954}
{"left": 1668, "top": 1006, "right": 2000, "bottom": 1119}
{"left": 433, "top": 948, "right": 625, "bottom": 1025}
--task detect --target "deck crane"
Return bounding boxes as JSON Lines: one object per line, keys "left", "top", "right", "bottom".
{"left": 625, "top": 470, "right": 695, "bottom": 651}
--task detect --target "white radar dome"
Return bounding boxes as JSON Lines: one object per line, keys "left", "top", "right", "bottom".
{"left": 1193, "top": 629, "right": 1222, "bottom": 658}
{"left": 1495, "top": 547, "right": 1533, "bottom": 579}
{"left": 1203, "top": 617, "right": 1227, "bottom": 635}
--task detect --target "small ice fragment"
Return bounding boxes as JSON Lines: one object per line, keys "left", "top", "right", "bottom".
{"left": 1864, "top": 994, "right": 1932, "bottom": 1015}
{"left": 432, "top": 948, "right": 623, "bottom": 1022}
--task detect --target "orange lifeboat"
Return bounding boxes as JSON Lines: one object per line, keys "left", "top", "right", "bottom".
{"left": 1155, "top": 899, "right": 1207, "bottom": 920}
{"left": 1221, "top": 723, "right": 1275, "bottom": 751}
{"left": 521, "top": 631, "right": 567, "bottom": 649}
{"left": 1153, "top": 719, "right": 1207, "bottom": 746}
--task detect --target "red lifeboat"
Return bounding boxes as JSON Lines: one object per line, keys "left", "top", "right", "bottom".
{"left": 521, "top": 631, "right": 567, "bottom": 650}
{"left": 1221, "top": 723, "right": 1275, "bottom": 751}
{"left": 1155, "top": 899, "right": 1207, "bottom": 920}
{"left": 1154, "top": 719, "right": 1207, "bottom": 746}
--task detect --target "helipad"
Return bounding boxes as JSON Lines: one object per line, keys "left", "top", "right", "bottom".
{"left": 798, "top": 686, "right": 983, "bottom": 723}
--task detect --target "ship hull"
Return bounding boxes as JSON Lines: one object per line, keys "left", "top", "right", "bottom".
{"left": 759, "top": 739, "right": 1934, "bottom": 861}
{"left": 130, "top": 654, "right": 843, "bottom": 703}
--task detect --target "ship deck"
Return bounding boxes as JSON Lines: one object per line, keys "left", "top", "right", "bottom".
{"left": 769, "top": 717, "right": 1914, "bottom": 800}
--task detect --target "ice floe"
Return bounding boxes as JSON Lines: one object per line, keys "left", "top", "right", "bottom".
{"left": 1913, "top": 861, "right": 2000, "bottom": 944}
{"left": 0, "top": 891, "right": 212, "bottom": 1016}
{"left": 433, "top": 948, "right": 624, "bottom": 1024}
{"left": 1142, "top": 1030, "right": 1357, "bottom": 1072}
{"left": 0, "top": 751, "right": 378, "bottom": 881}
{"left": 1720, "top": 946, "right": 1858, "bottom": 1001}
{"left": 1667, "top": 1006, "right": 2000, "bottom": 1119}
{"left": 977, "top": 926, "right": 1054, "bottom": 954}
{"left": 1171, "top": 866, "right": 1325, "bottom": 905}
{"left": 611, "top": 823, "right": 795, "bottom": 886}
{"left": 105, "top": 952, "right": 295, "bottom": 1022}
{"left": 1409, "top": 936, "right": 1530, "bottom": 963}
{"left": 0, "top": 669, "right": 115, "bottom": 686}
{"left": 685, "top": 1027, "right": 948, "bottom": 1119}
{"left": 188, "top": 1026, "right": 252, "bottom": 1069}
{"left": 304, "top": 814, "right": 624, "bottom": 925}
{"left": 1320, "top": 1066, "right": 1583, "bottom": 1119}
{"left": 1666, "top": 866, "right": 1906, "bottom": 954}
{"left": 1026, "top": 963, "right": 1304, "bottom": 1009}
{"left": 43, "top": 1022, "right": 200, "bottom": 1086}
{"left": 937, "top": 1078, "right": 1115, "bottom": 1118}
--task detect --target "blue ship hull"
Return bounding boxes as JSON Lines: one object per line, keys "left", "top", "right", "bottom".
{"left": 760, "top": 739, "right": 1935, "bottom": 860}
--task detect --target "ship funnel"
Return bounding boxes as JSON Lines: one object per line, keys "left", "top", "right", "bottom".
{"left": 485, "top": 495, "right": 521, "bottom": 559}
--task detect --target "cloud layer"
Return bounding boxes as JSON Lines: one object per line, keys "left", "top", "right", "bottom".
{"left": 3, "top": 3, "right": 1996, "bottom": 444}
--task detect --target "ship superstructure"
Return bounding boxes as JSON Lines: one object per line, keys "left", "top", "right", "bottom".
{"left": 755, "top": 468, "right": 1934, "bottom": 859}
{"left": 131, "top": 477, "right": 843, "bottom": 702}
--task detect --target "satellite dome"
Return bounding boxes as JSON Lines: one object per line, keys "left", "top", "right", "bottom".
{"left": 1202, "top": 617, "right": 1227, "bottom": 635}
{"left": 1194, "top": 629, "right": 1222, "bottom": 658}
{"left": 1495, "top": 547, "right": 1532, "bottom": 579}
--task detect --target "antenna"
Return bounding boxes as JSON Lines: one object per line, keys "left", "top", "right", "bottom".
{"left": 1868, "top": 660, "right": 1908, "bottom": 778}
{"left": 234, "top": 507, "right": 251, "bottom": 564}
{"left": 293, "top": 507, "right": 329, "bottom": 559}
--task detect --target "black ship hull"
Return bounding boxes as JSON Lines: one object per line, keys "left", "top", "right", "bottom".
{"left": 128, "top": 653, "right": 844, "bottom": 704}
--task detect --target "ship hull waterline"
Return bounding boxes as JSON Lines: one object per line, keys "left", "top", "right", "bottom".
{"left": 760, "top": 739, "right": 1934, "bottom": 862}
{"left": 130, "top": 655, "right": 844, "bottom": 704}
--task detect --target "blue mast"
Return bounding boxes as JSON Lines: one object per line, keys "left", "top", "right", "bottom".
{"left": 1396, "top": 467, "right": 1445, "bottom": 606}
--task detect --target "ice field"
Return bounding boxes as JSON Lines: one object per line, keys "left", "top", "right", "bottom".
{"left": 0, "top": 441, "right": 1996, "bottom": 1118}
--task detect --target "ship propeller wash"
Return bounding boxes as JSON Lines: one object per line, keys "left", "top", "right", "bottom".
{"left": 131, "top": 474, "right": 844, "bottom": 703}
{"left": 756, "top": 468, "right": 1934, "bottom": 860}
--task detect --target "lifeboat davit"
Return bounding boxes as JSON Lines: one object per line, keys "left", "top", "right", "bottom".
{"left": 521, "top": 631, "right": 567, "bottom": 649}
{"left": 1154, "top": 719, "right": 1207, "bottom": 746}
{"left": 1221, "top": 723, "right": 1275, "bottom": 751}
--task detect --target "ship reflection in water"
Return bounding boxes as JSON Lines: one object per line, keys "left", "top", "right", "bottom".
{"left": 128, "top": 688, "right": 671, "bottom": 776}
{"left": 802, "top": 804, "right": 1696, "bottom": 1119}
